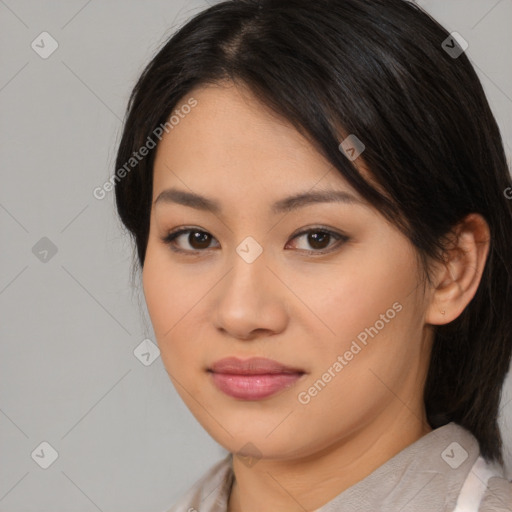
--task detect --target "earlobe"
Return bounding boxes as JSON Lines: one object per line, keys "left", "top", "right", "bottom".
{"left": 425, "top": 213, "right": 490, "bottom": 326}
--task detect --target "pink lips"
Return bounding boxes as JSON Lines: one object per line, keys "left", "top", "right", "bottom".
{"left": 208, "top": 357, "right": 306, "bottom": 400}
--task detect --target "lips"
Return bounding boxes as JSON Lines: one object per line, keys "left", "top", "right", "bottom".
{"left": 207, "top": 357, "right": 306, "bottom": 400}
{"left": 208, "top": 356, "right": 305, "bottom": 375}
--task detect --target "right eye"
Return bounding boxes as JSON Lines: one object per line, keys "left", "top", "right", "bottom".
{"left": 161, "top": 228, "right": 220, "bottom": 254}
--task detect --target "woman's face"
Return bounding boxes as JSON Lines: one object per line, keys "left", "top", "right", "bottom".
{"left": 143, "top": 82, "right": 434, "bottom": 460}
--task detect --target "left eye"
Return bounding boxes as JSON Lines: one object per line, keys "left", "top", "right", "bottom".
{"left": 161, "top": 227, "right": 348, "bottom": 255}
{"left": 289, "top": 228, "right": 348, "bottom": 253}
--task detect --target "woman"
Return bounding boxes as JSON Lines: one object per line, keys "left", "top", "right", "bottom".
{"left": 114, "top": 0, "right": 512, "bottom": 510}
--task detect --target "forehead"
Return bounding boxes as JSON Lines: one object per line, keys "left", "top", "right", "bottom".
{"left": 152, "top": 82, "right": 362, "bottom": 199}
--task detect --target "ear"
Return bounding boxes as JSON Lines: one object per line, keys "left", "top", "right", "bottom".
{"left": 425, "top": 213, "right": 491, "bottom": 326}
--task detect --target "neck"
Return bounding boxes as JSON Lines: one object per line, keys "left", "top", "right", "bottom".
{"left": 228, "top": 409, "right": 432, "bottom": 512}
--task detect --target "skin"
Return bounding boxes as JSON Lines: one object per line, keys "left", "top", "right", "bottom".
{"left": 142, "top": 81, "right": 490, "bottom": 512}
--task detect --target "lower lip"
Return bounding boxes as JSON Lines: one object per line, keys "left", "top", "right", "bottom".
{"left": 209, "top": 371, "right": 304, "bottom": 400}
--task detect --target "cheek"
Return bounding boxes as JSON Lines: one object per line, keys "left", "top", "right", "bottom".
{"left": 142, "top": 254, "right": 167, "bottom": 335}
{"left": 309, "top": 257, "right": 424, "bottom": 395}
{"left": 142, "top": 243, "right": 185, "bottom": 341}
{"left": 296, "top": 247, "right": 418, "bottom": 354}
{"left": 141, "top": 243, "right": 210, "bottom": 377}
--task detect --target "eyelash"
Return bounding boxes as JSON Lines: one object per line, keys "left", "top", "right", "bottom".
{"left": 160, "top": 226, "right": 349, "bottom": 256}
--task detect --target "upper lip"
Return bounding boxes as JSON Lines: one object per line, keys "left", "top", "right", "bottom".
{"left": 208, "top": 357, "right": 305, "bottom": 375}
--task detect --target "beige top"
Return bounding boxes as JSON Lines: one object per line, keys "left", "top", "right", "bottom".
{"left": 166, "top": 422, "right": 512, "bottom": 511}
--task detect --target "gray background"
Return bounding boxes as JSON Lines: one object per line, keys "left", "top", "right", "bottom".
{"left": 0, "top": 1, "right": 511, "bottom": 511}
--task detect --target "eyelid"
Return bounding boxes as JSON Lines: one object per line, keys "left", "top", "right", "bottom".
{"left": 286, "top": 227, "right": 349, "bottom": 255}
{"left": 161, "top": 226, "right": 220, "bottom": 255}
{"left": 161, "top": 225, "right": 349, "bottom": 255}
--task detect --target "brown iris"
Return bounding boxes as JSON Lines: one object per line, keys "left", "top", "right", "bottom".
{"left": 306, "top": 231, "right": 331, "bottom": 250}
{"left": 188, "top": 231, "right": 212, "bottom": 250}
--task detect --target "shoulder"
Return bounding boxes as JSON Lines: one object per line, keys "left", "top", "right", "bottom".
{"left": 165, "top": 454, "right": 234, "bottom": 512}
{"left": 479, "top": 475, "right": 512, "bottom": 511}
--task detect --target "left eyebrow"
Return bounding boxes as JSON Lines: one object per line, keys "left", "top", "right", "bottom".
{"left": 153, "top": 187, "right": 364, "bottom": 215}
{"left": 271, "top": 189, "right": 364, "bottom": 214}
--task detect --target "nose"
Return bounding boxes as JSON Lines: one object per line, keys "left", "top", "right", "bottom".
{"left": 213, "top": 245, "right": 289, "bottom": 341}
